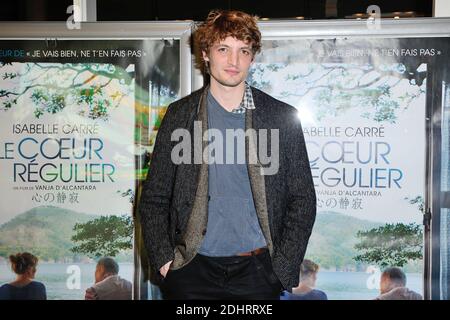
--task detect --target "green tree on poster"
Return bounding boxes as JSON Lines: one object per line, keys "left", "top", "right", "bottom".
{"left": 248, "top": 51, "right": 426, "bottom": 124}
{"left": 354, "top": 196, "right": 424, "bottom": 268}
{"left": 354, "top": 223, "right": 423, "bottom": 268}
{"left": 71, "top": 189, "right": 134, "bottom": 258}
{"left": 71, "top": 214, "right": 133, "bottom": 258}
{"left": 0, "top": 62, "right": 134, "bottom": 120}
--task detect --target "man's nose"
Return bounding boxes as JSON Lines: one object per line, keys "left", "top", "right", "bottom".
{"left": 227, "top": 51, "right": 238, "bottom": 66}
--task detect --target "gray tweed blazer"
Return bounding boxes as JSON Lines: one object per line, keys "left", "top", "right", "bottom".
{"left": 139, "top": 86, "right": 316, "bottom": 290}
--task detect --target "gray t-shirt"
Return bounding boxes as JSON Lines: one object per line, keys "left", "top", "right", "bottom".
{"left": 198, "top": 90, "right": 266, "bottom": 257}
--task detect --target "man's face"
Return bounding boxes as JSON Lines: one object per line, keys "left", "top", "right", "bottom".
{"left": 95, "top": 264, "right": 105, "bottom": 283}
{"left": 380, "top": 273, "right": 390, "bottom": 294}
{"left": 203, "top": 36, "right": 254, "bottom": 89}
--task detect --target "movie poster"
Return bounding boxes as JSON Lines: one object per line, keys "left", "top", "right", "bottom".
{"left": 250, "top": 37, "right": 449, "bottom": 299}
{"left": 0, "top": 39, "right": 180, "bottom": 299}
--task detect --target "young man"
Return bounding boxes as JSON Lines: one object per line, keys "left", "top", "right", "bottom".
{"left": 280, "top": 259, "right": 327, "bottom": 300}
{"left": 139, "top": 10, "right": 316, "bottom": 299}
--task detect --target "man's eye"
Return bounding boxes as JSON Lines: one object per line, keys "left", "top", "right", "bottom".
{"left": 242, "top": 50, "right": 251, "bottom": 55}
{"left": 218, "top": 47, "right": 227, "bottom": 53}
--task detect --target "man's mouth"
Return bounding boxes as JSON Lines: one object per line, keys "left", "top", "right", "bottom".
{"left": 225, "top": 69, "right": 239, "bottom": 76}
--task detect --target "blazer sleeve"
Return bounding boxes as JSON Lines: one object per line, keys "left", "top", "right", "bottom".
{"left": 139, "top": 102, "right": 178, "bottom": 272}
{"left": 277, "top": 112, "right": 317, "bottom": 277}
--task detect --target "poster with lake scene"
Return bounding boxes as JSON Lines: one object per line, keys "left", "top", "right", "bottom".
{"left": 247, "top": 37, "right": 447, "bottom": 299}
{"left": 0, "top": 39, "right": 181, "bottom": 299}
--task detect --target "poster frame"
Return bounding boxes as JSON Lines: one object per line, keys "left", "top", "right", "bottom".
{"left": 0, "top": 21, "right": 193, "bottom": 300}
{"left": 252, "top": 17, "right": 450, "bottom": 300}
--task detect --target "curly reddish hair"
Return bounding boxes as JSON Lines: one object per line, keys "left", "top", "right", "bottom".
{"left": 194, "top": 10, "right": 261, "bottom": 70}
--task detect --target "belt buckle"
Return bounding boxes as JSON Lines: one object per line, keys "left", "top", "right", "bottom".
{"left": 238, "top": 247, "right": 265, "bottom": 257}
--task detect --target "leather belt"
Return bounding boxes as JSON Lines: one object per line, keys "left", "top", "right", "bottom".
{"left": 237, "top": 247, "right": 267, "bottom": 257}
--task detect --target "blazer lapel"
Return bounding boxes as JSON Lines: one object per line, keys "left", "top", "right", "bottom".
{"left": 172, "top": 86, "right": 209, "bottom": 269}
{"left": 245, "top": 105, "right": 274, "bottom": 257}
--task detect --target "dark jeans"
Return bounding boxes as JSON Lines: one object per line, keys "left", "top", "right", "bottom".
{"left": 161, "top": 249, "right": 283, "bottom": 300}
